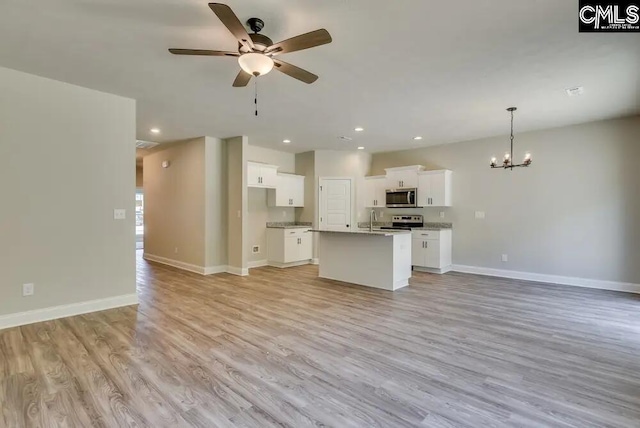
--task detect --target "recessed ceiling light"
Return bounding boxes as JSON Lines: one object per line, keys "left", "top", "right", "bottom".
{"left": 150, "top": 128, "right": 161, "bottom": 134}
{"left": 283, "top": 139, "right": 291, "bottom": 144}
{"left": 357, "top": 146, "right": 365, "bottom": 150}
{"left": 354, "top": 127, "right": 364, "bottom": 132}
{"left": 414, "top": 136, "right": 423, "bottom": 140}
{"left": 565, "top": 86, "right": 584, "bottom": 96}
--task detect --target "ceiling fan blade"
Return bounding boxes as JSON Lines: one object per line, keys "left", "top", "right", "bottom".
{"left": 273, "top": 59, "right": 318, "bottom": 84}
{"left": 232, "top": 70, "right": 252, "bottom": 87}
{"left": 209, "top": 3, "right": 254, "bottom": 51}
{"left": 169, "top": 48, "right": 239, "bottom": 57}
{"left": 266, "top": 29, "right": 332, "bottom": 55}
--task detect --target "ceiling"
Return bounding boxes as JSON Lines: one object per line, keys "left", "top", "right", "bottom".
{"left": 0, "top": 1, "right": 638, "bottom": 153}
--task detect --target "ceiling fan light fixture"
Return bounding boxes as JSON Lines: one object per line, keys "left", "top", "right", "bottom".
{"left": 238, "top": 52, "right": 274, "bottom": 76}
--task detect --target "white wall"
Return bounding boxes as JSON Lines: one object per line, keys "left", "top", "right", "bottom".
{"left": 246, "top": 145, "right": 296, "bottom": 264}
{"left": 227, "top": 137, "right": 248, "bottom": 274}
{"left": 371, "top": 116, "right": 640, "bottom": 284}
{"left": 0, "top": 66, "right": 136, "bottom": 320}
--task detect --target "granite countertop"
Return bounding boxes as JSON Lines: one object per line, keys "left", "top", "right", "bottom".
{"left": 412, "top": 223, "right": 453, "bottom": 231}
{"left": 266, "top": 222, "right": 312, "bottom": 229}
{"left": 311, "top": 229, "right": 411, "bottom": 236}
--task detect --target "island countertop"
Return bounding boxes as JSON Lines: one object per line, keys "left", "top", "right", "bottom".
{"left": 310, "top": 229, "right": 411, "bottom": 236}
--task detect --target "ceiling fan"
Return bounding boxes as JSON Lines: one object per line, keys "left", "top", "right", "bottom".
{"left": 169, "top": 3, "right": 332, "bottom": 87}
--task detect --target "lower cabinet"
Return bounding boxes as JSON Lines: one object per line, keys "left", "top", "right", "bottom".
{"left": 411, "top": 229, "right": 452, "bottom": 274}
{"left": 267, "top": 228, "right": 313, "bottom": 267}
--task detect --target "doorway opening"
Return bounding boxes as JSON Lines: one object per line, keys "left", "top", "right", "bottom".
{"left": 136, "top": 189, "right": 144, "bottom": 250}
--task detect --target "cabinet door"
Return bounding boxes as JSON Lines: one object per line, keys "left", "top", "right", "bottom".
{"left": 247, "top": 163, "right": 261, "bottom": 187}
{"left": 417, "top": 174, "right": 431, "bottom": 207}
{"left": 386, "top": 171, "right": 404, "bottom": 189}
{"left": 424, "top": 239, "right": 441, "bottom": 268}
{"left": 399, "top": 170, "right": 418, "bottom": 188}
{"left": 374, "top": 178, "right": 386, "bottom": 207}
{"left": 261, "top": 166, "right": 278, "bottom": 188}
{"left": 411, "top": 239, "right": 425, "bottom": 267}
{"left": 364, "top": 179, "right": 377, "bottom": 208}
{"left": 429, "top": 172, "right": 446, "bottom": 207}
{"left": 298, "top": 233, "right": 312, "bottom": 260}
{"left": 284, "top": 235, "right": 299, "bottom": 262}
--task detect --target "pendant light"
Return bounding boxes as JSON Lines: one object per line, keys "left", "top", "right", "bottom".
{"left": 490, "top": 107, "right": 532, "bottom": 170}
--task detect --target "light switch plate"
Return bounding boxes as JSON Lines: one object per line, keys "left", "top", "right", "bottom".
{"left": 439, "top": 211, "right": 445, "bottom": 218}
{"left": 475, "top": 211, "right": 485, "bottom": 219}
{"left": 502, "top": 254, "right": 508, "bottom": 262}
{"left": 114, "top": 209, "right": 126, "bottom": 220}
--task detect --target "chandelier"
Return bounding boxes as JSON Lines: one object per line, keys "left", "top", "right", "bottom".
{"left": 490, "top": 107, "right": 532, "bottom": 170}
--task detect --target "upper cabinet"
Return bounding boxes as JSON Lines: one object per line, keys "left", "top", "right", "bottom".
{"left": 363, "top": 176, "right": 386, "bottom": 208}
{"left": 248, "top": 162, "right": 278, "bottom": 188}
{"left": 385, "top": 165, "right": 423, "bottom": 189}
{"left": 417, "top": 170, "right": 452, "bottom": 207}
{"left": 268, "top": 173, "right": 305, "bottom": 207}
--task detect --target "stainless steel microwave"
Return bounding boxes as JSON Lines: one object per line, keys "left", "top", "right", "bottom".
{"left": 385, "top": 188, "right": 417, "bottom": 208}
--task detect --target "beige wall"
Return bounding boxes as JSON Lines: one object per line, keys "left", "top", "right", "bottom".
{"left": 205, "top": 137, "right": 228, "bottom": 268}
{"left": 246, "top": 145, "right": 296, "bottom": 264}
{"left": 0, "top": 66, "right": 136, "bottom": 317}
{"left": 371, "top": 116, "right": 640, "bottom": 284}
{"left": 136, "top": 166, "right": 143, "bottom": 188}
{"left": 295, "top": 151, "right": 316, "bottom": 225}
{"left": 227, "top": 137, "right": 248, "bottom": 272}
{"left": 144, "top": 138, "right": 206, "bottom": 267}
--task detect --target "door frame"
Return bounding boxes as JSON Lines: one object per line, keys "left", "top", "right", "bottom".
{"left": 317, "top": 177, "right": 355, "bottom": 231}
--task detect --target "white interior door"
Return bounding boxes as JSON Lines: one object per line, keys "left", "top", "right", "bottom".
{"left": 319, "top": 178, "right": 352, "bottom": 231}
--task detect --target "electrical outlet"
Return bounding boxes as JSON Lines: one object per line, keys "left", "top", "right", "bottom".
{"left": 282, "top": 211, "right": 287, "bottom": 218}
{"left": 22, "top": 283, "right": 34, "bottom": 297}
{"left": 439, "top": 211, "right": 445, "bottom": 218}
{"left": 174, "top": 247, "right": 178, "bottom": 254}
{"left": 379, "top": 211, "right": 384, "bottom": 218}
{"left": 475, "top": 211, "right": 485, "bottom": 219}
{"left": 252, "top": 245, "right": 260, "bottom": 254}
{"left": 501, "top": 254, "right": 508, "bottom": 262}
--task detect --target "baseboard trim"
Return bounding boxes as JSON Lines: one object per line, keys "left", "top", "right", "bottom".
{"left": 248, "top": 260, "right": 268, "bottom": 269}
{"left": 414, "top": 265, "right": 452, "bottom": 275}
{"left": 144, "top": 253, "right": 205, "bottom": 275}
{"left": 227, "top": 266, "right": 249, "bottom": 276}
{"left": 204, "top": 265, "right": 228, "bottom": 275}
{"left": 0, "top": 293, "right": 139, "bottom": 331}
{"left": 311, "top": 258, "right": 320, "bottom": 265}
{"left": 451, "top": 265, "right": 640, "bottom": 294}
{"left": 267, "top": 260, "right": 312, "bottom": 269}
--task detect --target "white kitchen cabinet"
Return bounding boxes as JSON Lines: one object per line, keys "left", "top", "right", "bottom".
{"left": 363, "top": 176, "right": 386, "bottom": 208}
{"left": 247, "top": 162, "right": 278, "bottom": 188}
{"left": 411, "top": 229, "right": 452, "bottom": 274}
{"left": 385, "top": 165, "right": 423, "bottom": 189}
{"left": 268, "top": 173, "right": 305, "bottom": 207}
{"left": 417, "top": 170, "right": 452, "bottom": 207}
{"left": 267, "top": 228, "right": 312, "bottom": 267}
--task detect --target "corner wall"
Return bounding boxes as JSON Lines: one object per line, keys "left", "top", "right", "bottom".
{"left": 0, "top": 66, "right": 137, "bottom": 326}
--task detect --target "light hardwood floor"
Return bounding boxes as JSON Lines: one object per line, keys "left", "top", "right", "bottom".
{"left": 2, "top": 253, "right": 640, "bottom": 427}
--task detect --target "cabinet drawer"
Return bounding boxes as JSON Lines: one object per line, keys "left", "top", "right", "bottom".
{"left": 412, "top": 230, "right": 440, "bottom": 240}
{"left": 283, "top": 228, "right": 311, "bottom": 237}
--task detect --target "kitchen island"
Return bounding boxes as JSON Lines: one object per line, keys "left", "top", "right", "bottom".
{"left": 311, "top": 229, "right": 412, "bottom": 291}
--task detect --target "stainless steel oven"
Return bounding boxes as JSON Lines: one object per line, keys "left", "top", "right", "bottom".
{"left": 385, "top": 188, "right": 417, "bottom": 208}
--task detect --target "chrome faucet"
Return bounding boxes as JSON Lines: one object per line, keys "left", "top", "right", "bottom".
{"left": 369, "top": 209, "right": 377, "bottom": 232}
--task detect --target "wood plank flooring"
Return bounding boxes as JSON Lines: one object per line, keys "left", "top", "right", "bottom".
{"left": 2, "top": 253, "right": 640, "bottom": 427}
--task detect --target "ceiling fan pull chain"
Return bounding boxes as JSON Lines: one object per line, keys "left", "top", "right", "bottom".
{"left": 254, "top": 79, "right": 258, "bottom": 116}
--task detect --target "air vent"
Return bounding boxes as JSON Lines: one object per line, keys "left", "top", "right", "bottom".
{"left": 136, "top": 140, "right": 159, "bottom": 149}
{"left": 339, "top": 136, "right": 353, "bottom": 141}
{"left": 565, "top": 86, "right": 584, "bottom": 97}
